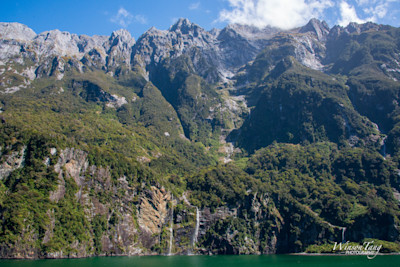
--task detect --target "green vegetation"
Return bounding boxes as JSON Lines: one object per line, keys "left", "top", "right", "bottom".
{"left": 150, "top": 55, "right": 229, "bottom": 146}
{"left": 234, "top": 56, "right": 380, "bottom": 152}
{"left": 187, "top": 164, "right": 263, "bottom": 209}
{"left": 246, "top": 142, "right": 400, "bottom": 227}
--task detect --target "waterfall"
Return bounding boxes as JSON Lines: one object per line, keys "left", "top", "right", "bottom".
{"left": 191, "top": 207, "right": 200, "bottom": 248}
{"left": 168, "top": 207, "right": 173, "bottom": 255}
{"left": 188, "top": 206, "right": 200, "bottom": 255}
{"left": 342, "top": 227, "right": 346, "bottom": 243}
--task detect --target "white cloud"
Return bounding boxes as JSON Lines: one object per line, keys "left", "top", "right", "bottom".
{"left": 356, "top": 0, "right": 370, "bottom": 5}
{"left": 338, "top": 1, "right": 367, "bottom": 26}
{"left": 110, "top": 7, "right": 147, "bottom": 28}
{"left": 111, "top": 8, "right": 133, "bottom": 28}
{"left": 347, "top": 0, "right": 397, "bottom": 25}
{"left": 134, "top": 14, "right": 147, "bottom": 24}
{"left": 218, "top": 0, "right": 333, "bottom": 30}
{"left": 218, "top": 0, "right": 399, "bottom": 29}
{"left": 189, "top": 2, "right": 201, "bottom": 10}
{"left": 363, "top": 1, "right": 389, "bottom": 20}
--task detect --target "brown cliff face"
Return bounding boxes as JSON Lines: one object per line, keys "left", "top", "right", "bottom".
{"left": 0, "top": 147, "right": 142, "bottom": 258}
{"left": 137, "top": 186, "right": 172, "bottom": 235}
{"left": 49, "top": 148, "right": 142, "bottom": 257}
{"left": 43, "top": 148, "right": 180, "bottom": 257}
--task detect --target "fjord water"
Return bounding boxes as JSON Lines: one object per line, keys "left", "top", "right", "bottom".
{"left": 1, "top": 255, "right": 399, "bottom": 267}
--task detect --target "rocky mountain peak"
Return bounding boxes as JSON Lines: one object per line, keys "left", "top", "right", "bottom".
{"left": 169, "top": 18, "right": 202, "bottom": 35}
{"left": 138, "top": 27, "right": 167, "bottom": 41}
{"left": 0, "top": 22, "right": 36, "bottom": 41}
{"left": 1, "top": 18, "right": 397, "bottom": 87}
{"left": 35, "top": 29, "right": 78, "bottom": 42}
{"left": 146, "top": 26, "right": 161, "bottom": 33}
{"left": 329, "top": 21, "right": 382, "bottom": 39}
{"left": 110, "top": 29, "right": 135, "bottom": 45}
{"left": 208, "top": 28, "right": 221, "bottom": 37}
{"left": 221, "top": 23, "right": 279, "bottom": 40}
{"left": 299, "top": 18, "right": 330, "bottom": 40}
{"left": 32, "top": 29, "right": 84, "bottom": 57}
{"left": 132, "top": 18, "right": 215, "bottom": 69}
{"left": 346, "top": 21, "right": 381, "bottom": 34}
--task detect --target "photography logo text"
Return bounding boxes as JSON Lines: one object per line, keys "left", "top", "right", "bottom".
{"left": 333, "top": 240, "right": 382, "bottom": 259}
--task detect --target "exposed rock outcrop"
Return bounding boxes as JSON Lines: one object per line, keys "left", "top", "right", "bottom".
{"left": 137, "top": 186, "right": 172, "bottom": 234}
{"left": 0, "top": 22, "right": 36, "bottom": 41}
{"left": 0, "top": 146, "right": 25, "bottom": 180}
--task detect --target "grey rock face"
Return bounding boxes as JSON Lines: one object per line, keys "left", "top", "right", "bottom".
{"left": 0, "top": 23, "right": 135, "bottom": 81}
{"left": 299, "top": 18, "right": 330, "bottom": 41}
{"left": 133, "top": 18, "right": 282, "bottom": 83}
{"left": 0, "top": 146, "right": 25, "bottom": 180}
{"left": 107, "top": 29, "right": 135, "bottom": 69}
{"left": 133, "top": 18, "right": 215, "bottom": 66}
{"left": 0, "top": 22, "right": 36, "bottom": 41}
{"left": 328, "top": 21, "right": 384, "bottom": 40}
{"left": 0, "top": 18, "right": 396, "bottom": 93}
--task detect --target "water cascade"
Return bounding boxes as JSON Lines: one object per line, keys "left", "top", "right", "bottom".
{"left": 191, "top": 207, "right": 200, "bottom": 248}
{"left": 342, "top": 227, "right": 346, "bottom": 243}
{"left": 168, "top": 207, "right": 174, "bottom": 255}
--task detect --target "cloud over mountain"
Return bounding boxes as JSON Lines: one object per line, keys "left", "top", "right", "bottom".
{"left": 218, "top": 0, "right": 399, "bottom": 29}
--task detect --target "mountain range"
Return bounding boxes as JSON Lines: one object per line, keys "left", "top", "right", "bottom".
{"left": 0, "top": 18, "right": 400, "bottom": 258}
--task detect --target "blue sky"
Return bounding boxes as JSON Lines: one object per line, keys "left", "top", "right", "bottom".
{"left": 1, "top": 0, "right": 400, "bottom": 39}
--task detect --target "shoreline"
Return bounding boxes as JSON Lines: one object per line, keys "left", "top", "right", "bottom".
{"left": 1, "top": 252, "right": 400, "bottom": 260}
